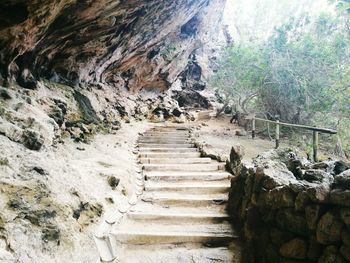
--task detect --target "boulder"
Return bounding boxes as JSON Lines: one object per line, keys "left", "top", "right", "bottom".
{"left": 49, "top": 99, "right": 67, "bottom": 127}
{"left": 295, "top": 191, "right": 312, "bottom": 212}
{"left": 316, "top": 212, "right": 344, "bottom": 245}
{"left": 329, "top": 189, "right": 350, "bottom": 207}
{"left": 333, "top": 170, "right": 350, "bottom": 190}
{"left": 235, "top": 129, "right": 247, "bottom": 136}
{"left": 22, "top": 129, "right": 44, "bottom": 151}
{"left": 17, "top": 69, "right": 37, "bottom": 89}
{"left": 270, "top": 228, "right": 294, "bottom": 247}
{"left": 73, "top": 91, "right": 99, "bottom": 124}
{"left": 306, "top": 183, "right": 331, "bottom": 203}
{"left": 305, "top": 204, "right": 323, "bottom": 230}
{"left": 340, "top": 208, "right": 350, "bottom": 226}
{"left": 258, "top": 161, "right": 297, "bottom": 190}
{"left": 307, "top": 235, "right": 323, "bottom": 261}
{"left": 0, "top": 88, "right": 12, "bottom": 100}
{"left": 0, "top": 120, "right": 23, "bottom": 142}
{"left": 319, "top": 246, "right": 346, "bottom": 263}
{"left": 107, "top": 176, "right": 120, "bottom": 189}
{"left": 302, "top": 169, "right": 328, "bottom": 183}
{"left": 259, "top": 186, "right": 295, "bottom": 209}
{"left": 340, "top": 245, "right": 350, "bottom": 261}
{"left": 334, "top": 161, "right": 350, "bottom": 175}
{"left": 264, "top": 244, "right": 280, "bottom": 263}
{"left": 287, "top": 159, "right": 303, "bottom": 179}
{"left": 276, "top": 209, "right": 308, "bottom": 236}
{"left": 226, "top": 145, "right": 244, "bottom": 174}
{"left": 311, "top": 162, "right": 331, "bottom": 170}
{"left": 279, "top": 238, "right": 308, "bottom": 260}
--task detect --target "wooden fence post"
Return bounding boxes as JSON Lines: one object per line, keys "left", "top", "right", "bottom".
{"left": 248, "top": 117, "right": 336, "bottom": 158}
{"left": 313, "top": 131, "right": 319, "bottom": 162}
{"left": 275, "top": 119, "right": 280, "bottom": 149}
{"left": 252, "top": 117, "right": 256, "bottom": 139}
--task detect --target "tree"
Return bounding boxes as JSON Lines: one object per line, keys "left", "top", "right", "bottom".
{"left": 211, "top": 45, "right": 266, "bottom": 115}
{"left": 211, "top": 10, "right": 350, "bottom": 156}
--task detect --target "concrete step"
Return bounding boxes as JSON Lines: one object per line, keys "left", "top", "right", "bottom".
{"left": 131, "top": 202, "right": 227, "bottom": 214}
{"left": 144, "top": 171, "right": 232, "bottom": 182}
{"left": 138, "top": 152, "right": 201, "bottom": 158}
{"left": 128, "top": 209, "right": 230, "bottom": 224}
{"left": 143, "top": 132, "right": 189, "bottom": 136}
{"left": 140, "top": 136, "right": 190, "bottom": 141}
{"left": 142, "top": 163, "right": 226, "bottom": 172}
{"left": 105, "top": 126, "right": 240, "bottom": 263}
{"left": 141, "top": 192, "right": 228, "bottom": 206}
{"left": 138, "top": 143, "right": 194, "bottom": 148}
{"left": 138, "top": 148, "right": 198, "bottom": 153}
{"left": 113, "top": 245, "right": 239, "bottom": 263}
{"left": 138, "top": 139, "right": 191, "bottom": 143}
{"left": 112, "top": 222, "right": 236, "bottom": 245}
{"left": 148, "top": 128, "right": 188, "bottom": 131}
{"left": 148, "top": 127, "right": 188, "bottom": 130}
{"left": 144, "top": 181, "right": 230, "bottom": 194}
{"left": 139, "top": 157, "right": 211, "bottom": 164}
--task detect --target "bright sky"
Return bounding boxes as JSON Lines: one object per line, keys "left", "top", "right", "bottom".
{"left": 223, "top": 0, "right": 335, "bottom": 43}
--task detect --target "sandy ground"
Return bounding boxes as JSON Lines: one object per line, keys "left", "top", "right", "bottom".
{"left": 192, "top": 115, "right": 345, "bottom": 164}
{"left": 192, "top": 115, "right": 283, "bottom": 164}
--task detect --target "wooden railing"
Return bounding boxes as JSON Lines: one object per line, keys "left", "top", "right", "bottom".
{"left": 247, "top": 116, "right": 337, "bottom": 162}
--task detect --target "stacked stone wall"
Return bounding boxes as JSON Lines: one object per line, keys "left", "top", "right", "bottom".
{"left": 227, "top": 148, "right": 350, "bottom": 263}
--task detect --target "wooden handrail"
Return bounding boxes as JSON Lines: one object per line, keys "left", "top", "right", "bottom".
{"left": 249, "top": 116, "right": 337, "bottom": 162}
{"left": 248, "top": 117, "right": 337, "bottom": 134}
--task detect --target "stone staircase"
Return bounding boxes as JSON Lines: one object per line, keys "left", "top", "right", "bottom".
{"left": 110, "top": 126, "right": 241, "bottom": 262}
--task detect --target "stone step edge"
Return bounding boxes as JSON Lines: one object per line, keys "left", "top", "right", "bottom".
{"left": 111, "top": 230, "right": 237, "bottom": 239}
{"left": 128, "top": 211, "right": 230, "bottom": 220}
{"left": 139, "top": 157, "right": 211, "bottom": 164}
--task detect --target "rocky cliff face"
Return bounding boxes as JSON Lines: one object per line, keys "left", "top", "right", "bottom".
{"left": 0, "top": 1, "right": 227, "bottom": 262}
{"left": 0, "top": 0, "right": 226, "bottom": 94}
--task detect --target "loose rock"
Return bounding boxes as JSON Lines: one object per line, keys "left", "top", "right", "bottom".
{"left": 22, "top": 129, "right": 44, "bottom": 151}
{"left": 107, "top": 176, "right": 120, "bottom": 189}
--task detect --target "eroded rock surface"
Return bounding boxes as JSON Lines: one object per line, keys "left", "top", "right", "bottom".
{"left": 0, "top": 1, "right": 229, "bottom": 262}
{"left": 0, "top": 0, "right": 226, "bottom": 94}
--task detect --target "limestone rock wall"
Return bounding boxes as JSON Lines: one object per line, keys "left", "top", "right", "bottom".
{"left": 0, "top": 0, "right": 226, "bottom": 94}
{"left": 228, "top": 148, "right": 350, "bottom": 263}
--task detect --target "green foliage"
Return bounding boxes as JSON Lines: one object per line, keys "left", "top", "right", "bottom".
{"left": 211, "top": 11, "right": 350, "bottom": 157}
{"left": 211, "top": 44, "right": 266, "bottom": 112}
{"left": 335, "top": 0, "right": 350, "bottom": 13}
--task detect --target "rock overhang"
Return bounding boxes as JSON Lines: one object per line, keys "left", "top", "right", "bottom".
{"left": 0, "top": 0, "right": 226, "bottom": 92}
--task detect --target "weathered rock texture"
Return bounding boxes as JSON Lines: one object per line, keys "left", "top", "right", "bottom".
{"left": 0, "top": 2, "right": 228, "bottom": 261}
{"left": 228, "top": 148, "right": 350, "bottom": 263}
{"left": 0, "top": 80, "right": 152, "bottom": 262}
{"left": 0, "top": 0, "right": 226, "bottom": 95}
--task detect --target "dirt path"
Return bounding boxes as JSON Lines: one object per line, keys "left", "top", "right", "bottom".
{"left": 192, "top": 116, "right": 281, "bottom": 164}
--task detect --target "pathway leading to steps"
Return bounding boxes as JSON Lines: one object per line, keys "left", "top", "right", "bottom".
{"left": 111, "top": 126, "right": 241, "bottom": 263}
